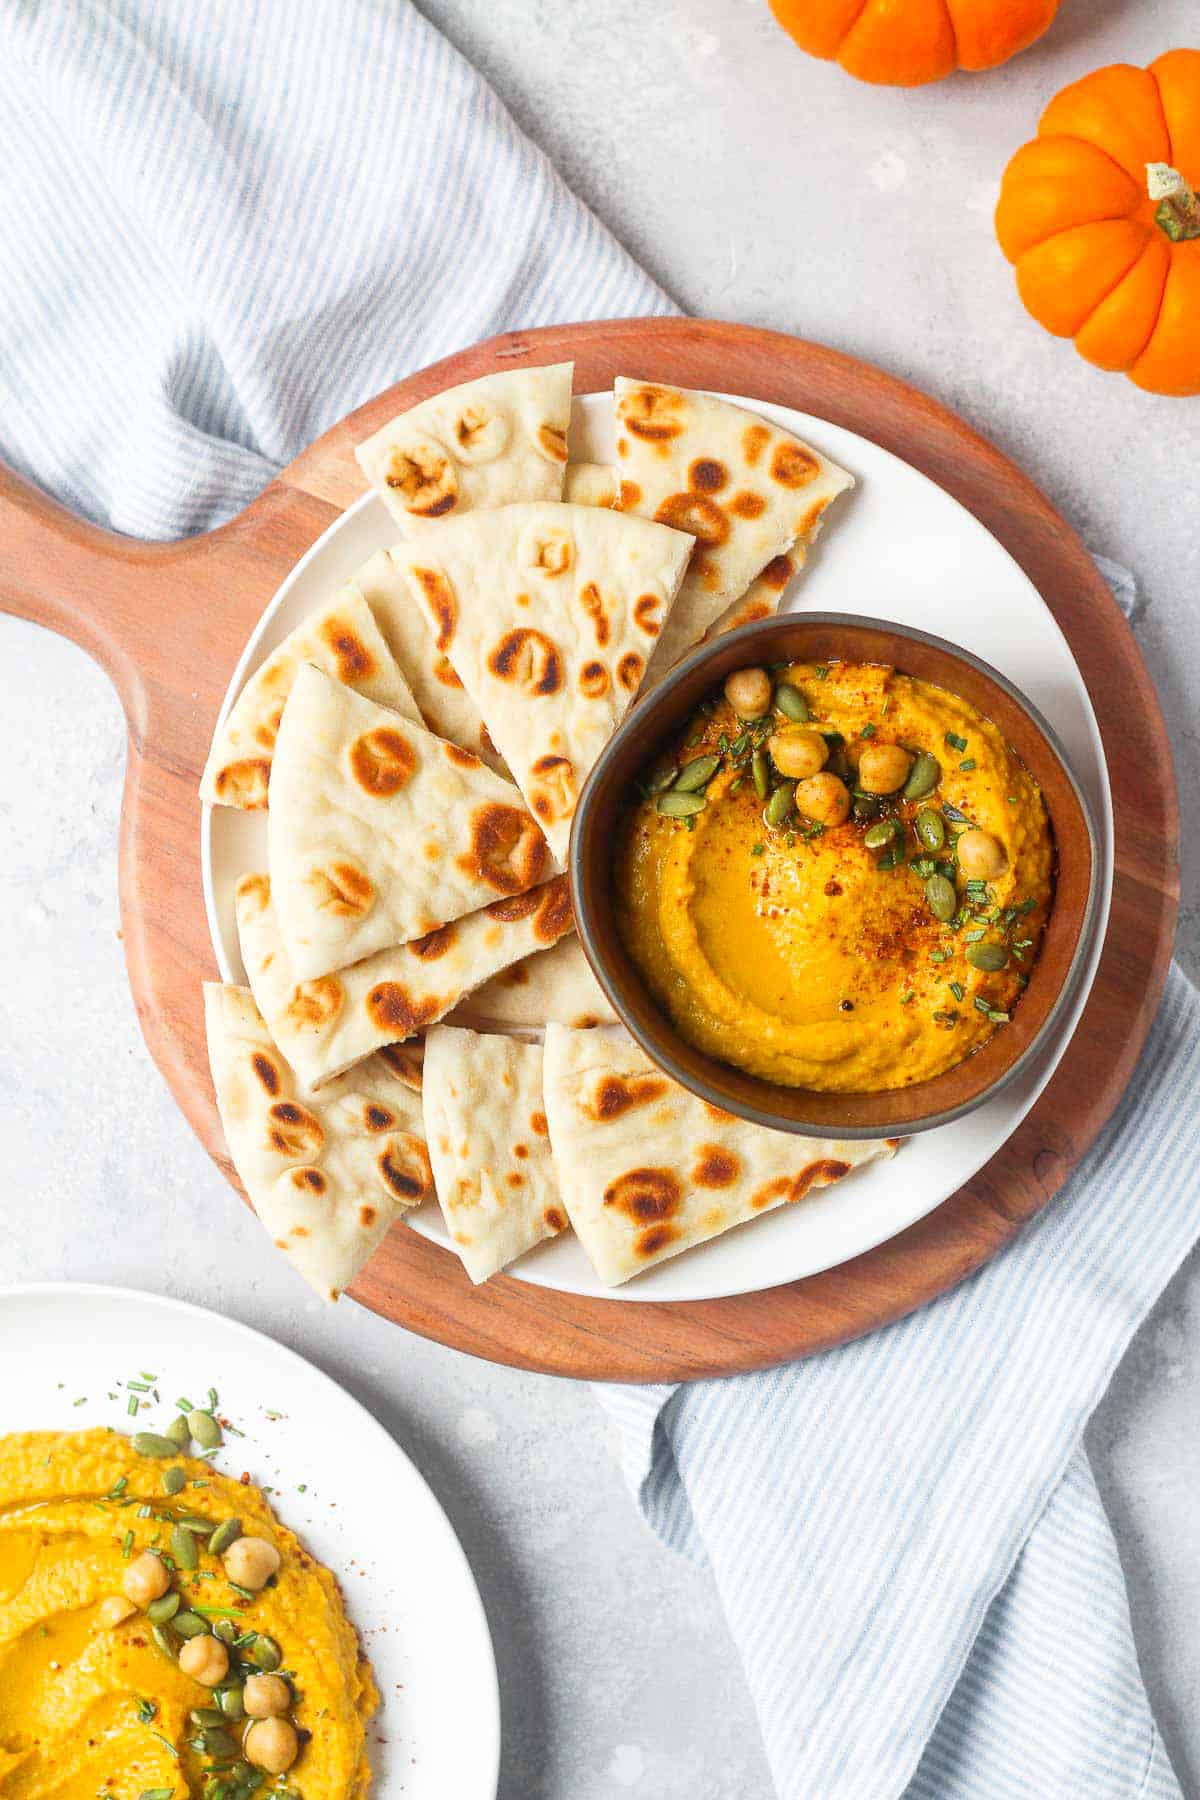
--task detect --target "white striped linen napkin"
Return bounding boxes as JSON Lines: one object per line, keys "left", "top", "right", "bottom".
{"left": 2, "top": 6, "right": 1194, "bottom": 1796}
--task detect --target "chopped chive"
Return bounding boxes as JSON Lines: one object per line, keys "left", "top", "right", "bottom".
{"left": 122, "top": 1530, "right": 134, "bottom": 1559}
{"left": 929, "top": 949, "right": 950, "bottom": 964}
{"left": 751, "top": 842, "right": 765, "bottom": 856}
{"left": 958, "top": 758, "right": 976, "bottom": 772}
{"left": 900, "top": 992, "right": 915, "bottom": 1005}
{"left": 127, "top": 1395, "right": 139, "bottom": 1417}
{"left": 949, "top": 981, "right": 965, "bottom": 1001}
{"left": 860, "top": 722, "right": 877, "bottom": 739}
{"left": 945, "top": 731, "right": 968, "bottom": 752}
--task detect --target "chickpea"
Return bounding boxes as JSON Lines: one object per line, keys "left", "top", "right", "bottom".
{"left": 245, "top": 1716, "right": 301, "bottom": 1774}
{"left": 769, "top": 728, "right": 828, "bottom": 781}
{"left": 723, "top": 666, "right": 773, "bottom": 719}
{"left": 858, "top": 743, "right": 914, "bottom": 795}
{"left": 223, "top": 1535, "right": 281, "bottom": 1592}
{"left": 794, "top": 773, "right": 851, "bottom": 828}
{"left": 122, "top": 1551, "right": 170, "bottom": 1607}
{"left": 96, "top": 1594, "right": 137, "bottom": 1630}
{"left": 179, "top": 1632, "right": 230, "bottom": 1687}
{"left": 957, "top": 829, "right": 1007, "bottom": 880}
{"left": 244, "top": 1672, "right": 293, "bottom": 1719}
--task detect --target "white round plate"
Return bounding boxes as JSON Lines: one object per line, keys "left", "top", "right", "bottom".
{"left": 0, "top": 1283, "right": 500, "bottom": 1797}
{"left": 203, "top": 390, "right": 1112, "bottom": 1305}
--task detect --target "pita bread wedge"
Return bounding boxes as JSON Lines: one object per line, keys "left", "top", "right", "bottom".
{"left": 200, "top": 583, "right": 422, "bottom": 809}
{"left": 613, "top": 379, "right": 853, "bottom": 678}
{"left": 355, "top": 546, "right": 505, "bottom": 771}
{"left": 236, "top": 870, "right": 575, "bottom": 1089}
{"left": 450, "top": 935, "right": 616, "bottom": 1031}
{"left": 423, "top": 1026, "right": 566, "bottom": 1283}
{"left": 401, "top": 503, "right": 693, "bottom": 861}
{"left": 269, "top": 665, "right": 556, "bottom": 981}
{"left": 542, "top": 1025, "right": 897, "bottom": 1286}
{"left": 563, "top": 461, "right": 619, "bottom": 508}
{"left": 702, "top": 552, "right": 797, "bottom": 641}
{"left": 355, "top": 362, "right": 573, "bottom": 532}
{"left": 204, "top": 983, "right": 433, "bottom": 1302}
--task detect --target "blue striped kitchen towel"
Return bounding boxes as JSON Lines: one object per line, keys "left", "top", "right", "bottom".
{"left": 1, "top": 5, "right": 1194, "bottom": 1796}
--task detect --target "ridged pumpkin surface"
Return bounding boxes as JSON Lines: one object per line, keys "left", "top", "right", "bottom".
{"left": 769, "top": 0, "right": 1060, "bottom": 86}
{"left": 996, "top": 52, "right": 1200, "bottom": 395}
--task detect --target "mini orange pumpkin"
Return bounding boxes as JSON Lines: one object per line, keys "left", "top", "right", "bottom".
{"left": 996, "top": 52, "right": 1200, "bottom": 396}
{"left": 768, "top": 0, "right": 1060, "bottom": 87}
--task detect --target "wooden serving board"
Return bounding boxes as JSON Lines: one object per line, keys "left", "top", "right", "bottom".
{"left": 0, "top": 319, "right": 1179, "bottom": 1382}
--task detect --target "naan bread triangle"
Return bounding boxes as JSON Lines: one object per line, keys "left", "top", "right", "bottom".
{"left": 200, "top": 582, "right": 421, "bottom": 809}
{"left": 612, "top": 379, "right": 854, "bottom": 680}
{"left": 423, "top": 1025, "right": 566, "bottom": 1283}
{"left": 355, "top": 362, "right": 573, "bottom": 532}
{"left": 563, "top": 461, "right": 619, "bottom": 507}
{"left": 542, "top": 1025, "right": 897, "bottom": 1286}
{"left": 449, "top": 934, "right": 616, "bottom": 1032}
{"left": 236, "top": 870, "right": 575, "bottom": 1090}
{"left": 353, "top": 545, "right": 506, "bottom": 772}
{"left": 400, "top": 503, "right": 694, "bottom": 861}
{"left": 268, "top": 664, "right": 556, "bottom": 981}
{"left": 204, "top": 983, "right": 433, "bottom": 1303}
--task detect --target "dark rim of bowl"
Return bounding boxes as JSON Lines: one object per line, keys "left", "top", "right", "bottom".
{"left": 569, "top": 613, "right": 1103, "bottom": 1139}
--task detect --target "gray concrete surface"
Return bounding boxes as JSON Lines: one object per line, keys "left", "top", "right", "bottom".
{"left": 2, "top": 1, "right": 1198, "bottom": 1794}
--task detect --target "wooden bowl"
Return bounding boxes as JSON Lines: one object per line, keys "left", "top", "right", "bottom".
{"left": 570, "top": 614, "right": 1100, "bottom": 1139}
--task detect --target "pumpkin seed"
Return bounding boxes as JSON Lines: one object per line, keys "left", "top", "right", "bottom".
{"left": 151, "top": 1623, "right": 179, "bottom": 1659}
{"left": 216, "top": 1683, "right": 246, "bottom": 1720}
{"left": 852, "top": 795, "right": 880, "bottom": 820}
{"left": 186, "top": 1409, "right": 223, "bottom": 1451}
{"left": 170, "top": 1524, "right": 199, "bottom": 1572}
{"left": 751, "top": 750, "right": 770, "bottom": 799}
{"left": 863, "top": 820, "right": 897, "bottom": 851}
{"left": 199, "top": 1725, "right": 240, "bottom": 1760}
{"left": 765, "top": 781, "right": 796, "bottom": 828}
{"left": 208, "top": 1518, "right": 242, "bottom": 1557}
{"left": 925, "top": 874, "right": 958, "bottom": 922}
{"left": 132, "top": 1432, "right": 181, "bottom": 1460}
{"left": 212, "top": 1617, "right": 240, "bottom": 1645}
{"left": 190, "top": 1706, "right": 226, "bottom": 1727}
{"left": 656, "top": 789, "right": 706, "bottom": 819}
{"left": 673, "top": 755, "right": 720, "bottom": 793}
{"left": 774, "top": 683, "right": 809, "bottom": 723}
{"left": 146, "top": 1592, "right": 181, "bottom": 1625}
{"left": 646, "top": 763, "right": 678, "bottom": 795}
{"left": 162, "top": 1468, "right": 187, "bottom": 1497}
{"left": 914, "top": 808, "right": 945, "bottom": 851}
{"left": 966, "top": 941, "right": 1009, "bottom": 972}
{"left": 903, "top": 751, "right": 941, "bottom": 801}
{"left": 165, "top": 1415, "right": 192, "bottom": 1449}
{"left": 173, "top": 1610, "right": 209, "bottom": 1638}
{"left": 245, "top": 1633, "right": 282, "bottom": 1671}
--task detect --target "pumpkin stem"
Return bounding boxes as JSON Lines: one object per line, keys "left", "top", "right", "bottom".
{"left": 1147, "top": 163, "right": 1200, "bottom": 242}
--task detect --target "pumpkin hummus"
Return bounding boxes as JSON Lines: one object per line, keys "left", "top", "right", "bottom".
{"left": 0, "top": 1428, "right": 376, "bottom": 1797}
{"left": 617, "top": 659, "right": 1053, "bottom": 1091}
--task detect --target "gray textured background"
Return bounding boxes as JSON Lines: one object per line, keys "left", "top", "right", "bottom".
{"left": 3, "top": 1, "right": 1199, "bottom": 1794}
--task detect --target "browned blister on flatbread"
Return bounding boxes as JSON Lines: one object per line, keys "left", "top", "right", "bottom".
{"left": 399, "top": 503, "right": 693, "bottom": 861}
{"left": 541, "top": 1026, "right": 896, "bottom": 1286}
{"left": 423, "top": 1026, "right": 566, "bottom": 1283}
{"left": 268, "top": 665, "right": 557, "bottom": 981}
{"left": 204, "top": 983, "right": 433, "bottom": 1302}
{"left": 200, "top": 583, "right": 422, "bottom": 808}
{"left": 612, "top": 379, "right": 853, "bottom": 682}
{"left": 237, "top": 869, "right": 577, "bottom": 1089}
{"left": 354, "top": 363, "right": 573, "bottom": 533}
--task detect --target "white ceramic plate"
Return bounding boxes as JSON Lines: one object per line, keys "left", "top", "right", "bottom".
{"left": 0, "top": 1283, "right": 500, "bottom": 1797}
{"left": 203, "top": 390, "right": 1112, "bottom": 1305}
